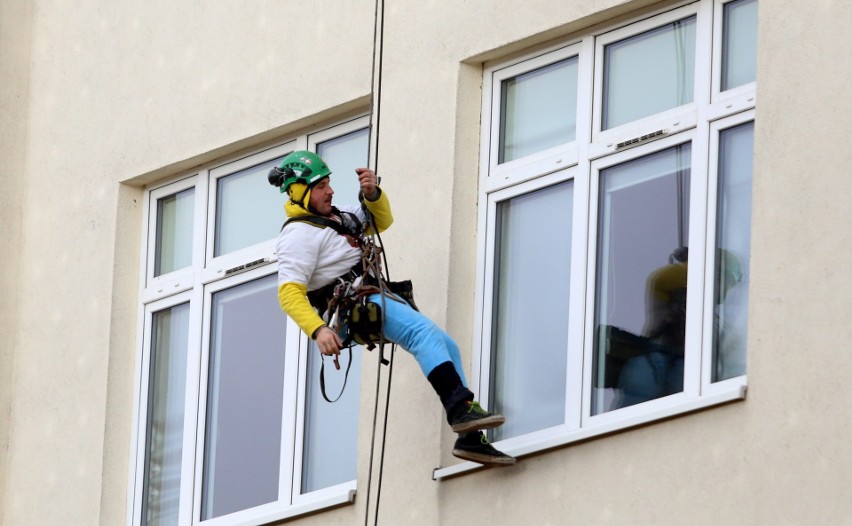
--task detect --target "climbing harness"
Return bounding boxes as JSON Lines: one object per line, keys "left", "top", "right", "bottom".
{"left": 275, "top": 0, "right": 394, "bottom": 521}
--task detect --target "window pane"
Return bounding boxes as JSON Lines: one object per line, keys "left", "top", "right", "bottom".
{"left": 489, "top": 181, "right": 573, "bottom": 440}
{"left": 721, "top": 0, "right": 758, "bottom": 90}
{"left": 301, "top": 342, "right": 361, "bottom": 493}
{"left": 499, "top": 57, "right": 578, "bottom": 163}
{"left": 317, "top": 128, "right": 369, "bottom": 207}
{"left": 593, "top": 144, "right": 691, "bottom": 414}
{"left": 713, "top": 122, "right": 753, "bottom": 381}
{"left": 142, "top": 303, "right": 190, "bottom": 526}
{"left": 202, "top": 275, "right": 287, "bottom": 519}
{"left": 155, "top": 188, "right": 194, "bottom": 276}
{"left": 603, "top": 17, "right": 696, "bottom": 129}
{"left": 215, "top": 157, "right": 288, "bottom": 256}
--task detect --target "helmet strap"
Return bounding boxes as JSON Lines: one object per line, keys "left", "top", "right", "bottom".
{"left": 288, "top": 185, "right": 323, "bottom": 215}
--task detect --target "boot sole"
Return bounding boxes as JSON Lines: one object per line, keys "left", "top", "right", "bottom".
{"left": 452, "top": 448, "right": 517, "bottom": 466}
{"left": 451, "top": 414, "right": 505, "bottom": 434}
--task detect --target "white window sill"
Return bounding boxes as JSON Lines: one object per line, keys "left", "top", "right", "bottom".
{"left": 212, "top": 489, "right": 356, "bottom": 526}
{"left": 433, "top": 384, "right": 746, "bottom": 481}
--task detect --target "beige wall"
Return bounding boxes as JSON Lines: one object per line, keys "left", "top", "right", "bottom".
{"left": 0, "top": 1, "right": 33, "bottom": 523}
{"left": 2, "top": 0, "right": 851, "bottom": 525}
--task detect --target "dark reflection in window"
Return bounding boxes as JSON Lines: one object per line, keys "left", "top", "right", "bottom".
{"left": 593, "top": 144, "right": 691, "bottom": 414}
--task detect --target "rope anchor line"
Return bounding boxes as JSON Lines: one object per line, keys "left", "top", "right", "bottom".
{"left": 362, "top": 0, "right": 392, "bottom": 524}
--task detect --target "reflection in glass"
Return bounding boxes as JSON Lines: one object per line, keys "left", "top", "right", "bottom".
{"left": 215, "top": 156, "right": 287, "bottom": 256}
{"left": 142, "top": 303, "right": 190, "bottom": 526}
{"left": 713, "top": 122, "right": 753, "bottom": 381}
{"left": 155, "top": 188, "right": 194, "bottom": 276}
{"left": 499, "top": 57, "right": 579, "bottom": 163}
{"left": 490, "top": 182, "right": 572, "bottom": 440}
{"left": 593, "top": 144, "right": 691, "bottom": 414}
{"left": 301, "top": 342, "right": 361, "bottom": 493}
{"left": 721, "top": 0, "right": 758, "bottom": 91}
{"left": 318, "top": 128, "right": 370, "bottom": 207}
{"left": 603, "top": 17, "right": 696, "bottom": 129}
{"left": 202, "top": 275, "right": 287, "bottom": 519}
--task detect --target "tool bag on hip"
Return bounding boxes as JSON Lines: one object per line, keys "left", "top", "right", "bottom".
{"left": 345, "top": 280, "right": 418, "bottom": 347}
{"left": 348, "top": 301, "right": 383, "bottom": 346}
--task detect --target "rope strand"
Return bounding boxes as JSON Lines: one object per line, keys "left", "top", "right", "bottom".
{"left": 363, "top": 0, "right": 391, "bottom": 522}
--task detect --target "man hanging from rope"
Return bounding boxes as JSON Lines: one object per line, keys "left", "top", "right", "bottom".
{"left": 270, "top": 150, "right": 515, "bottom": 466}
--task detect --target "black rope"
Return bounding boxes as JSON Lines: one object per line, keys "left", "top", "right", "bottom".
{"left": 363, "top": 0, "right": 390, "bottom": 524}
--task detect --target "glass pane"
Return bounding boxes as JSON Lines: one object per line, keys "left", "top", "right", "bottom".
{"left": 215, "top": 157, "right": 287, "bottom": 256}
{"left": 142, "top": 303, "right": 190, "bottom": 526}
{"left": 721, "top": 0, "right": 758, "bottom": 90}
{"left": 317, "top": 128, "right": 370, "bottom": 207}
{"left": 713, "top": 122, "right": 753, "bottom": 381}
{"left": 489, "top": 181, "right": 572, "bottom": 440}
{"left": 593, "top": 144, "right": 691, "bottom": 414}
{"left": 296, "top": 128, "right": 368, "bottom": 493}
{"left": 499, "top": 57, "right": 578, "bottom": 163}
{"left": 202, "top": 275, "right": 287, "bottom": 519}
{"left": 301, "top": 342, "right": 361, "bottom": 493}
{"left": 155, "top": 188, "right": 194, "bottom": 276}
{"left": 603, "top": 17, "right": 696, "bottom": 130}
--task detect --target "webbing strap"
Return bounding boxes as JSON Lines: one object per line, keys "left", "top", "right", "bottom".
{"left": 282, "top": 207, "right": 364, "bottom": 238}
{"left": 319, "top": 347, "right": 354, "bottom": 403}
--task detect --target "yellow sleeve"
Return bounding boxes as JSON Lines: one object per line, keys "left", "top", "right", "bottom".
{"left": 278, "top": 281, "right": 326, "bottom": 338}
{"left": 364, "top": 187, "right": 393, "bottom": 234}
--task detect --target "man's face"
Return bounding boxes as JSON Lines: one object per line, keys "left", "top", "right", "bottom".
{"left": 308, "top": 178, "right": 334, "bottom": 215}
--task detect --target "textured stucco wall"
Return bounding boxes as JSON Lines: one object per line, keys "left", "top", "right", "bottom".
{"left": 3, "top": 1, "right": 377, "bottom": 525}
{"left": 436, "top": 0, "right": 852, "bottom": 525}
{"left": 0, "top": 2, "right": 33, "bottom": 524}
{"left": 3, "top": 0, "right": 851, "bottom": 525}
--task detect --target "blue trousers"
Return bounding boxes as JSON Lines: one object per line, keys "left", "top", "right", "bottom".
{"left": 367, "top": 293, "right": 468, "bottom": 387}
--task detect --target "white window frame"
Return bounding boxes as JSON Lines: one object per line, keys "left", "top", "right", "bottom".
{"left": 711, "top": 0, "right": 758, "bottom": 104}
{"left": 590, "top": 1, "right": 713, "bottom": 157}
{"left": 437, "top": 0, "right": 755, "bottom": 480}
{"left": 129, "top": 117, "right": 369, "bottom": 525}
{"left": 701, "top": 108, "right": 755, "bottom": 398}
{"left": 484, "top": 42, "right": 584, "bottom": 192}
{"left": 307, "top": 116, "right": 372, "bottom": 154}
{"left": 204, "top": 140, "right": 298, "bottom": 275}
{"left": 143, "top": 174, "right": 206, "bottom": 303}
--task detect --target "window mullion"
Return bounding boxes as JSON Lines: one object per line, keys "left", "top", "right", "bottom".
{"left": 194, "top": 170, "right": 210, "bottom": 275}
{"left": 694, "top": 0, "right": 715, "bottom": 108}
{"left": 570, "top": 35, "right": 596, "bottom": 430}
{"left": 475, "top": 196, "right": 500, "bottom": 400}
{"left": 191, "top": 279, "right": 215, "bottom": 525}
{"left": 181, "top": 287, "right": 204, "bottom": 526}
{"left": 581, "top": 158, "right": 604, "bottom": 424}
{"left": 683, "top": 122, "right": 712, "bottom": 400}
{"left": 188, "top": 170, "right": 212, "bottom": 523}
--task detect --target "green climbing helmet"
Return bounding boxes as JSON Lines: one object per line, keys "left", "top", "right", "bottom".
{"left": 267, "top": 150, "right": 332, "bottom": 193}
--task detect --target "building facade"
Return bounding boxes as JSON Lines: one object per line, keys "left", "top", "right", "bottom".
{"left": 1, "top": 0, "right": 851, "bottom": 524}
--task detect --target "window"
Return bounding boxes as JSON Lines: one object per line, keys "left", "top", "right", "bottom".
{"left": 466, "top": 0, "right": 757, "bottom": 467}
{"left": 601, "top": 15, "right": 696, "bottom": 130}
{"left": 131, "top": 117, "right": 370, "bottom": 525}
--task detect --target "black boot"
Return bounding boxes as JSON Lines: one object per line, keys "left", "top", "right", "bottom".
{"left": 427, "top": 361, "right": 505, "bottom": 433}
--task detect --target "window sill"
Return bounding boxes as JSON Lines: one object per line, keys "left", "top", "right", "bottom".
{"left": 432, "top": 384, "right": 746, "bottom": 481}
{"left": 216, "top": 489, "right": 356, "bottom": 526}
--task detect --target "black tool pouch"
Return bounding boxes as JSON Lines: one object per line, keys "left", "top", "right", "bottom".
{"left": 349, "top": 301, "right": 383, "bottom": 346}
{"left": 386, "top": 280, "right": 419, "bottom": 312}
